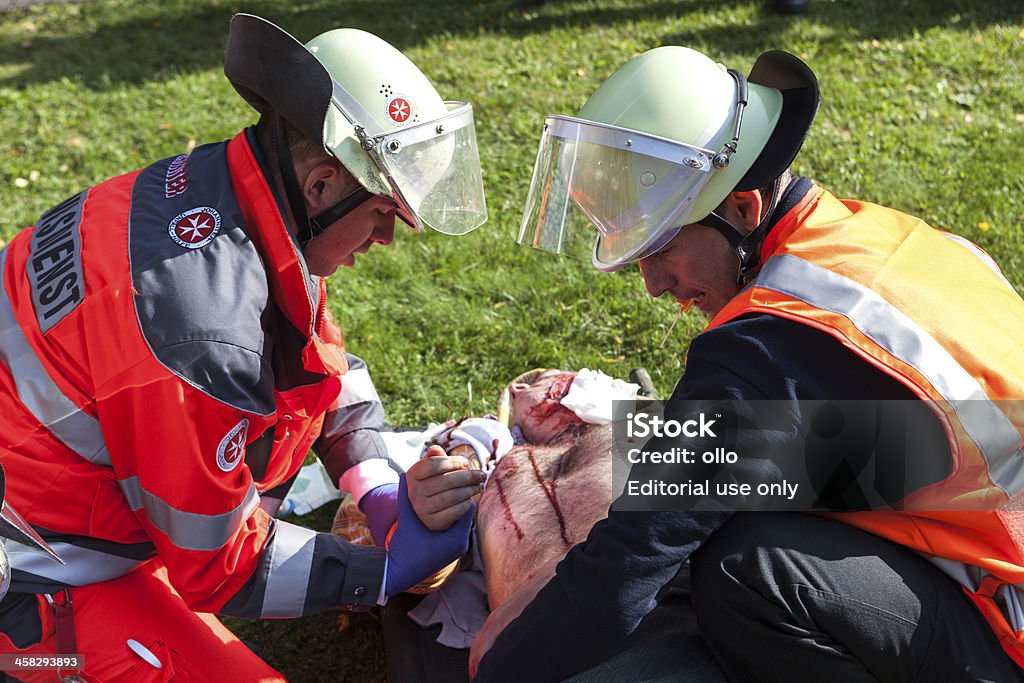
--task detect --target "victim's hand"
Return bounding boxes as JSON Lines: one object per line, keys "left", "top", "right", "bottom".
{"left": 407, "top": 446, "right": 485, "bottom": 531}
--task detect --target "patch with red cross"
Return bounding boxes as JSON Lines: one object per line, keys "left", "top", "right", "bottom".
{"left": 168, "top": 206, "right": 221, "bottom": 249}
{"left": 384, "top": 94, "right": 413, "bottom": 127}
{"left": 216, "top": 419, "right": 248, "bottom": 473}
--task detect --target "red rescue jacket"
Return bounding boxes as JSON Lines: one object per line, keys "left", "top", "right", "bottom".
{"left": 0, "top": 131, "right": 383, "bottom": 616}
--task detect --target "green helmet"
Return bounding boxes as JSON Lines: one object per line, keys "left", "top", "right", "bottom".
{"left": 517, "top": 46, "right": 818, "bottom": 271}
{"left": 224, "top": 14, "right": 487, "bottom": 236}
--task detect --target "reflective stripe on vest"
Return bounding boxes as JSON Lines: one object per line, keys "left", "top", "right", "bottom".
{"left": 755, "top": 253, "right": 1024, "bottom": 496}
{"left": 0, "top": 248, "right": 111, "bottom": 466}
{"left": 332, "top": 364, "right": 381, "bottom": 411}
{"left": 1002, "top": 584, "right": 1024, "bottom": 632}
{"left": 930, "top": 557, "right": 1024, "bottom": 632}
{"left": 8, "top": 539, "right": 145, "bottom": 586}
{"left": 119, "top": 476, "right": 259, "bottom": 552}
{"left": 261, "top": 520, "right": 316, "bottom": 617}
{"left": 710, "top": 188, "right": 1024, "bottom": 660}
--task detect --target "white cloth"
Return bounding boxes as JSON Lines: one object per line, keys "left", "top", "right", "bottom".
{"left": 282, "top": 461, "right": 344, "bottom": 516}
{"left": 335, "top": 458, "right": 399, "bottom": 507}
{"left": 560, "top": 368, "right": 640, "bottom": 424}
{"left": 447, "top": 418, "right": 514, "bottom": 474}
{"left": 407, "top": 566, "right": 489, "bottom": 648}
{"left": 422, "top": 417, "right": 514, "bottom": 480}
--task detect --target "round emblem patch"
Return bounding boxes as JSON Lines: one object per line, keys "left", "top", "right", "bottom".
{"left": 169, "top": 206, "right": 221, "bottom": 249}
{"left": 216, "top": 419, "right": 248, "bottom": 473}
{"left": 384, "top": 94, "right": 413, "bottom": 127}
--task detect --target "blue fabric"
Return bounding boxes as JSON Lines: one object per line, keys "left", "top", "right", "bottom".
{"left": 385, "top": 474, "right": 473, "bottom": 597}
{"left": 360, "top": 482, "right": 399, "bottom": 547}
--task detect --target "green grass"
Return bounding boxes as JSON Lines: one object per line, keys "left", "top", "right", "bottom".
{"left": 1, "top": 0, "right": 1022, "bottom": 679}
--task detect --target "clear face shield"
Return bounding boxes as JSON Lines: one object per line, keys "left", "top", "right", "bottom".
{"left": 518, "top": 70, "right": 749, "bottom": 271}
{"left": 518, "top": 116, "right": 721, "bottom": 269}
{"left": 331, "top": 84, "right": 488, "bottom": 235}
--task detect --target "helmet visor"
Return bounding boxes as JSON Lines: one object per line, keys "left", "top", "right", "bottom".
{"left": 517, "top": 116, "right": 719, "bottom": 270}
{"left": 372, "top": 101, "right": 488, "bottom": 236}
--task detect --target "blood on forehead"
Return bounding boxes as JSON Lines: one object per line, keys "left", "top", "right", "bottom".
{"left": 521, "top": 373, "right": 581, "bottom": 442}
{"left": 546, "top": 373, "right": 576, "bottom": 401}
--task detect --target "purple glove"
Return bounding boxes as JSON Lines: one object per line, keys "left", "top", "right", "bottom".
{"left": 359, "top": 483, "right": 399, "bottom": 547}
{"left": 385, "top": 473, "right": 474, "bottom": 597}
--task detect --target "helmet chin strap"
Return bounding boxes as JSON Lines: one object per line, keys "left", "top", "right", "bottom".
{"left": 305, "top": 186, "right": 374, "bottom": 246}
{"left": 734, "top": 175, "right": 785, "bottom": 284}
{"left": 270, "top": 114, "right": 377, "bottom": 248}
{"left": 696, "top": 175, "right": 786, "bottom": 286}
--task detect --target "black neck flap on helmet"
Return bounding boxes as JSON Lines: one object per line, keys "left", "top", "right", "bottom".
{"left": 702, "top": 50, "right": 820, "bottom": 284}
{"left": 224, "top": 13, "right": 376, "bottom": 248}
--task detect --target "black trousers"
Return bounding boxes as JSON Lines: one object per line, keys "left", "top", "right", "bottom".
{"left": 690, "top": 513, "right": 1024, "bottom": 683}
{"left": 382, "top": 591, "right": 470, "bottom": 683}
{"left": 390, "top": 513, "right": 1024, "bottom": 682}
{"left": 572, "top": 513, "right": 1024, "bottom": 682}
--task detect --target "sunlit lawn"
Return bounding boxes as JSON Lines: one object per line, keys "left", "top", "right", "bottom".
{"left": 1, "top": 0, "right": 1021, "bottom": 679}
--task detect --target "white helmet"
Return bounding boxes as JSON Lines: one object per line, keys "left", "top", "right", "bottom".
{"left": 518, "top": 47, "right": 818, "bottom": 271}
{"left": 224, "top": 14, "right": 487, "bottom": 237}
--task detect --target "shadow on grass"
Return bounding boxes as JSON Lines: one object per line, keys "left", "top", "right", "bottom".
{"left": 0, "top": 0, "right": 1020, "bottom": 91}
{"left": 661, "top": 0, "right": 1024, "bottom": 54}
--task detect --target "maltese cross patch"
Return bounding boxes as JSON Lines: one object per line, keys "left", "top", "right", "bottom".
{"left": 169, "top": 206, "right": 221, "bottom": 249}
{"left": 216, "top": 419, "right": 248, "bottom": 473}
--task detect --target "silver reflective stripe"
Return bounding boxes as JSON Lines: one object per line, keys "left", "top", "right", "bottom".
{"left": 119, "top": 476, "right": 259, "bottom": 552}
{"left": 928, "top": 556, "right": 985, "bottom": 592}
{"left": 334, "top": 367, "right": 381, "bottom": 411}
{"left": 8, "top": 539, "right": 144, "bottom": 585}
{"left": 930, "top": 558, "right": 1024, "bottom": 633}
{"left": 1001, "top": 585, "right": 1024, "bottom": 633}
{"left": 0, "top": 249, "right": 110, "bottom": 466}
{"left": 756, "top": 254, "right": 1024, "bottom": 495}
{"left": 261, "top": 520, "right": 316, "bottom": 617}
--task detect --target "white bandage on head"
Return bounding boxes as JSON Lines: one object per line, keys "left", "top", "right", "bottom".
{"left": 560, "top": 368, "right": 640, "bottom": 425}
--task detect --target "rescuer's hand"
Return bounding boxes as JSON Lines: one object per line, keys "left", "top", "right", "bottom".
{"left": 358, "top": 483, "right": 400, "bottom": 546}
{"left": 407, "top": 447, "right": 485, "bottom": 531}
{"left": 384, "top": 473, "right": 473, "bottom": 596}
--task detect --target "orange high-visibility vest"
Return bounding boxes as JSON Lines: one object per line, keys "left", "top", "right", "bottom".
{"left": 708, "top": 185, "right": 1024, "bottom": 665}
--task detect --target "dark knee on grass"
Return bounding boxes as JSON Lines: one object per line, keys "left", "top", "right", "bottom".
{"left": 689, "top": 514, "right": 781, "bottom": 635}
